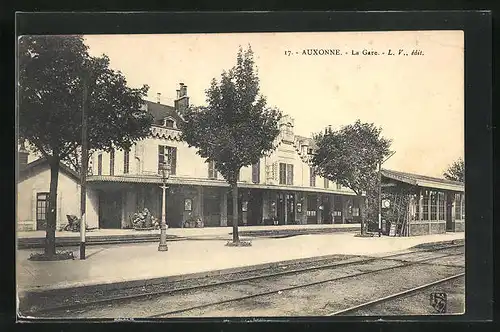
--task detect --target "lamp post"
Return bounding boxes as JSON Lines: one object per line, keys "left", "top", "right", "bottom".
{"left": 378, "top": 151, "right": 396, "bottom": 237}
{"left": 80, "top": 73, "right": 89, "bottom": 260}
{"left": 158, "top": 161, "right": 171, "bottom": 251}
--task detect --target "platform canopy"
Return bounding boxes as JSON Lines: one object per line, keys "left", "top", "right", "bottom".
{"left": 381, "top": 169, "right": 464, "bottom": 192}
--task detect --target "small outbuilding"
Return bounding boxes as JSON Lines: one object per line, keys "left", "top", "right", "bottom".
{"left": 17, "top": 155, "right": 99, "bottom": 232}
{"left": 381, "top": 169, "right": 465, "bottom": 236}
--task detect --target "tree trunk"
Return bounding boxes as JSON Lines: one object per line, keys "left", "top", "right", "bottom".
{"left": 46, "top": 160, "right": 60, "bottom": 257}
{"left": 231, "top": 181, "right": 240, "bottom": 243}
{"left": 359, "top": 194, "right": 367, "bottom": 235}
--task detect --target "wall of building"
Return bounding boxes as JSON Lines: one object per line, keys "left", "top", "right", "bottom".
{"left": 17, "top": 167, "right": 98, "bottom": 231}
{"left": 89, "top": 125, "right": 357, "bottom": 198}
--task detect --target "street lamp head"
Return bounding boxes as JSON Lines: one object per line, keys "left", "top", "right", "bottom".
{"left": 161, "top": 161, "right": 171, "bottom": 181}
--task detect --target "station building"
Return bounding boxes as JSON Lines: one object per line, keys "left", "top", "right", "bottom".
{"left": 17, "top": 83, "right": 464, "bottom": 235}
{"left": 85, "top": 83, "right": 363, "bottom": 229}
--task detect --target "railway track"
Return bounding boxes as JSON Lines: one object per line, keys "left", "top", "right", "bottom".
{"left": 326, "top": 273, "right": 465, "bottom": 316}
{"left": 23, "top": 243, "right": 463, "bottom": 318}
{"left": 146, "top": 250, "right": 464, "bottom": 318}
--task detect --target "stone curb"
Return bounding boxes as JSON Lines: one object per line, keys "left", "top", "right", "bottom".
{"left": 17, "top": 226, "right": 360, "bottom": 249}
{"left": 20, "top": 253, "right": 357, "bottom": 296}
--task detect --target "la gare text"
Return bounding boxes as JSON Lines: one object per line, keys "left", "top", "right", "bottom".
{"left": 284, "top": 49, "right": 424, "bottom": 56}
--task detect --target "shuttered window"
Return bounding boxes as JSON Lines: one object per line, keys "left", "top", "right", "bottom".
{"left": 123, "top": 149, "right": 130, "bottom": 174}
{"left": 279, "top": 163, "right": 287, "bottom": 185}
{"left": 109, "top": 149, "right": 115, "bottom": 176}
{"left": 279, "top": 163, "right": 294, "bottom": 185}
{"left": 208, "top": 160, "right": 217, "bottom": 179}
{"left": 286, "top": 164, "right": 294, "bottom": 185}
{"left": 97, "top": 154, "right": 102, "bottom": 175}
{"left": 252, "top": 161, "right": 260, "bottom": 184}
{"left": 158, "top": 145, "right": 177, "bottom": 175}
{"left": 309, "top": 167, "right": 316, "bottom": 187}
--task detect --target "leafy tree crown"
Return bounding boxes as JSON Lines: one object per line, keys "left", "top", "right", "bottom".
{"left": 312, "top": 120, "right": 392, "bottom": 195}
{"left": 180, "top": 46, "right": 282, "bottom": 183}
{"left": 443, "top": 158, "right": 464, "bottom": 182}
{"left": 18, "top": 35, "right": 153, "bottom": 165}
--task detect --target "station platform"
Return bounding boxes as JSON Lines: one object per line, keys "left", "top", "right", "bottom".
{"left": 16, "top": 231, "right": 464, "bottom": 295}
{"left": 17, "top": 223, "right": 361, "bottom": 249}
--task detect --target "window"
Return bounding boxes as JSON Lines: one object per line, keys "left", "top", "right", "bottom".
{"left": 279, "top": 163, "right": 294, "bottom": 185}
{"left": 309, "top": 167, "right": 316, "bottom": 187}
{"left": 422, "top": 190, "right": 429, "bottom": 220}
{"left": 461, "top": 195, "right": 465, "bottom": 219}
{"left": 286, "top": 164, "right": 294, "bottom": 185}
{"left": 252, "top": 160, "right": 260, "bottom": 184}
{"left": 454, "top": 193, "right": 461, "bottom": 220}
{"left": 352, "top": 207, "right": 360, "bottom": 217}
{"left": 36, "top": 193, "right": 50, "bottom": 221}
{"left": 324, "top": 178, "right": 329, "bottom": 189}
{"left": 415, "top": 192, "right": 420, "bottom": 220}
{"left": 279, "top": 163, "right": 287, "bottom": 185}
{"left": 109, "top": 149, "right": 115, "bottom": 176}
{"left": 97, "top": 154, "right": 102, "bottom": 175}
{"left": 430, "top": 191, "right": 438, "bottom": 220}
{"left": 438, "top": 192, "right": 445, "bottom": 220}
{"left": 306, "top": 210, "right": 317, "bottom": 217}
{"left": 307, "top": 148, "right": 313, "bottom": 155}
{"left": 158, "top": 145, "right": 177, "bottom": 175}
{"left": 454, "top": 193, "right": 465, "bottom": 220}
{"left": 208, "top": 160, "right": 217, "bottom": 179}
{"left": 123, "top": 149, "right": 130, "bottom": 174}
{"left": 336, "top": 183, "right": 342, "bottom": 190}
{"left": 164, "top": 119, "right": 175, "bottom": 128}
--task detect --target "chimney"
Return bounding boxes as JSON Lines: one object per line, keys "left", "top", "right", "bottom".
{"left": 157, "top": 92, "right": 161, "bottom": 104}
{"left": 19, "top": 140, "right": 29, "bottom": 170}
{"left": 174, "top": 82, "right": 190, "bottom": 114}
{"left": 179, "top": 83, "right": 187, "bottom": 97}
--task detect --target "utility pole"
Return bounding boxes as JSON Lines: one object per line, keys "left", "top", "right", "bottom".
{"left": 378, "top": 158, "right": 382, "bottom": 237}
{"left": 379, "top": 151, "right": 396, "bottom": 237}
{"left": 80, "top": 75, "right": 89, "bottom": 260}
{"left": 158, "top": 161, "right": 170, "bottom": 251}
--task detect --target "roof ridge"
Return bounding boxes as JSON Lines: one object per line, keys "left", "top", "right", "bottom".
{"left": 382, "top": 168, "right": 463, "bottom": 186}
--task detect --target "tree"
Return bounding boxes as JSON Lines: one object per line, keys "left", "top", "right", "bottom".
{"left": 312, "top": 120, "right": 392, "bottom": 235}
{"left": 443, "top": 158, "right": 464, "bottom": 182}
{"left": 180, "top": 46, "right": 282, "bottom": 244}
{"left": 18, "top": 35, "right": 153, "bottom": 257}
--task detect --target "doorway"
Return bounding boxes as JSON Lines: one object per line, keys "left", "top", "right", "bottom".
{"left": 99, "top": 191, "right": 123, "bottom": 229}
{"left": 446, "top": 193, "right": 454, "bottom": 232}
{"left": 36, "top": 192, "right": 50, "bottom": 231}
{"left": 247, "top": 190, "right": 263, "bottom": 226}
{"left": 286, "top": 193, "right": 295, "bottom": 224}
{"left": 306, "top": 194, "right": 318, "bottom": 224}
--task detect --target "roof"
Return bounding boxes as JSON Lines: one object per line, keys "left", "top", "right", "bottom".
{"left": 19, "top": 158, "right": 80, "bottom": 182}
{"left": 381, "top": 168, "right": 464, "bottom": 192}
{"left": 144, "top": 100, "right": 182, "bottom": 125}
{"left": 295, "top": 135, "right": 318, "bottom": 149}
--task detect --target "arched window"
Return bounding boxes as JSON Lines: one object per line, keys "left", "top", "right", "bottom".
{"left": 163, "top": 118, "right": 175, "bottom": 128}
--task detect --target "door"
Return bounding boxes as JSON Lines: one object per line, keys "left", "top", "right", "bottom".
{"left": 247, "top": 190, "right": 263, "bottom": 226}
{"left": 36, "top": 193, "right": 50, "bottom": 231}
{"left": 277, "top": 193, "right": 285, "bottom": 225}
{"left": 99, "top": 191, "right": 123, "bottom": 229}
{"left": 446, "top": 194, "right": 454, "bottom": 232}
{"left": 286, "top": 193, "right": 295, "bottom": 224}
{"left": 322, "top": 196, "right": 332, "bottom": 223}
{"left": 306, "top": 194, "right": 318, "bottom": 224}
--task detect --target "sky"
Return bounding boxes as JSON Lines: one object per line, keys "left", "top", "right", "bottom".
{"left": 84, "top": 31, "right": 464, "bottom": 178}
